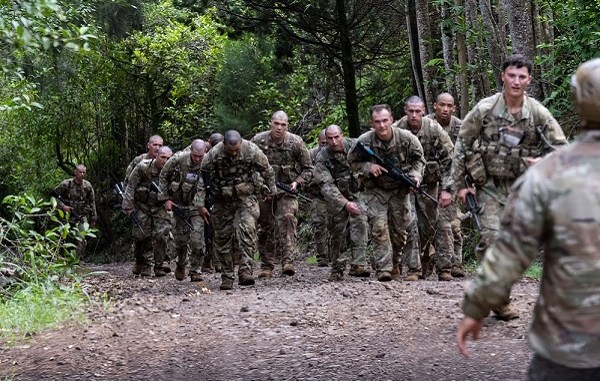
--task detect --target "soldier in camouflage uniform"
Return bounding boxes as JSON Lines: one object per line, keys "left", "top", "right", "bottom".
{"left": 200, "top": 130, "right": 277, "bottom": 290}
{"left": 447, "top": 54, "right": 567, "bottom": 320}
{"left": 313, "top": 125, "right": 369, "bottom": 281}
{"left": 122, "top": 146, "right": 173, "bottom": 277}
{"left": 124, "top": 135, "right": 163, "bottom": 187}
{"left": 307, "top": 129, "right": 330, "bottom": 267}
{"left": 427, "top": 93, "right": 466, "bottom": 277}
{"left": 201, "top": 132, "right": 224, "bottom": 274}
{"left": 394, "top": 96, "right": 455, "bottom": 281}
{"left": 347, "top": 104, "right": 425, "bottom": 282}
{"left": 158, "top": 139, "right": 207, "bottom": 282}
{"left": 251, "top": 111, "right": 313, "bottom": 277}
{"left": 457, "top": 58, "right": 600, "bottom": 381}
{"left": 53, "top": 164, "right": 97, "bottom": 256}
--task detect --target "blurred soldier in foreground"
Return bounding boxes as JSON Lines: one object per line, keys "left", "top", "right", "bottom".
{"left": 251, "top": 111, "right": 313, "bottom": 277}
{"left": 427, "top": 93, "right": 466, "bottom": 277}
{"left": 457, "top": 58, "right": 600, "bottom": 381}
{"left": 446, "top": 54, "right": 567, "bottom": 320}
{"left": 313, "top": 125, "right": 369, "bottom": 281}
{"left": 122, "top": 146, "right": 173, "bottom": 277}
{"left": 200, "top": 130, "right": 276, "bottom": 290}
{"left": 395, "top": 96, "right": 455, "bottom": 281}
{"left": 307, "top": 129, "right": 330, "bottom": 267}
{"left": 347, "top": 104, "right": 425, "bottom": 281}
{"left": 158, "top": 140, "right": 206, "bottom": 282}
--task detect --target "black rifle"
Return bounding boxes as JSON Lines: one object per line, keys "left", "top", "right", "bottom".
{"left": 355, "top": 141, "right": 438, "bottom": 205}
{"left": 50, "top": 189, "right": 83, "bottom": 222}
{"left": 113, "top": 182, "right": 146, "bottom": 235}
{"left": 465, "top": 177, "right": 482, "bottom": 232}
{"left": 276, "top": 181, "right": 312, "bottom": 203}
{"left": 151, "top": 181, "right": 195, "bottom": 231}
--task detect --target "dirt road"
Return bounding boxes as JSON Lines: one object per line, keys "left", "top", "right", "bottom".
{"left": 0, "top": 262, "right": 539, "bottom": 380}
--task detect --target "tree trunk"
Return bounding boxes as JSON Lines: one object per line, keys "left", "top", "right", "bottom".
{"left": 532, "top": 0, "right": 553, "bottom": 98}
{"left": 505, "top": 0, "right": 540, "bottom": 97}
{"left": 335, "top": 0, "right": 360, "bottom": 138}
{"left": 406, "top": 0, "right": 425, "bottom": 104}
{"left": 479, "top": 0, "right": 506, "bottom": 90}
{"left": 464, "top": 0, "right": 485, "bottom": 101}
{"left": 440, "top": 1, "right": 456, "bottom": 95}
{"left": 454, "top": 0, "right": 469, "bottom": 116}
{"left": 415, "top": 0, "right": 435, "bottom": 112}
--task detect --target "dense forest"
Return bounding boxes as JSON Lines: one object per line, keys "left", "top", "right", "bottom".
{"left": 0, "top": 0, "right": 598, "bottom": 255}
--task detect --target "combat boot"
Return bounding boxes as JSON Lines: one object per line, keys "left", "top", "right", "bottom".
{"left": 220, "top": 277, "right": 234, "bottom": 290}
{"left": 140, "top": 264, "right": 152, "bottom": 277}
{"left": 132, "top": 262, "right": 143, "bottom": 275}
{"left": 282, "top": 263, "right": 296, "bottom": 276}
{"left": 161, "top": 261, "right": 172, "bottom": 273}
{"left": 348, "top": 265, "right": 370, "bottom": 277}
{"left": 189, "top": 270, "right": 203, "bottom": 282}
{"left": 451, "top": 266, "right": 466, "bottom": 278}
{"left": 154, "top": 267, "right": 167, "bottom": 277}
{"left": 175, "top": 265, "right": 187, "bottom": 281}
{"left": 328, "top": 272, "right": 343, "bottom": 282}
{"left": 238, "top": 271, "right": 255, "bottom": 286}
{"left": 404, "top": 273, "right": 420, "bottom": 282}
{"left": 390, "top": 266, "right": 401, "bottom": 281}
{"left": 493, "top": 303, "right": 519, "bottom": 321}
{"left": 258, "top": 268, "right": 272, "bottom": 278}
{"left": 438, "top": 271, "right": 453, "bottom": 282}
{"left": 376, "top": 271, "right": 392, "bottom": 282}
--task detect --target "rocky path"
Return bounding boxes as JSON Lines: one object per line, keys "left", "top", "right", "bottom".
{"left": 0, "top": 262, "right": 539, "bottom": 380}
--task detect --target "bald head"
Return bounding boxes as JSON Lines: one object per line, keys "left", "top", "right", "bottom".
{"left": 317, "top": 128, "right": 327, "bottom": 147}
{"left": 156, "top": 146, "right": 173, "bottom": 169}
{"left": 325, "top": 124, "right": 345, "bottom": 153}
{"left": 190, "top": 139, "right": 206, "bottom": 164}
{"left": 223, "top": 130, "right": 242, "bottom": 146}
{"left": 404, "top": 96, "right": 425, "bottom": 131}
{"left": 270, "top": 110, "right": 289, "bottom": 142}
{"left": 209, "top": 133, "right": 224, "bottom": 148}
{"left": 74, "top": 164, "right": 87, "bottom": 184}
{"left": 147, "top": 134, "right": 164, "bottom": 158}
{"left": 433, "top": 92, "right": 456, "bottom": 125}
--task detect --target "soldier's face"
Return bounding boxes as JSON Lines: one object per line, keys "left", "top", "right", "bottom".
{"left": 370, "top": 109, "right": 393, "bottom": 142}
{"left": 147, "top": 139, "right": 163, "bottom": 157}
{"left": 75, "top": 167, "right": 86, "bottom": 180}
{"left": 224, "top": 142, "right": 241, "bottom": 157}
{"left": 404, "top": 102, "right": 425, "bottom": 130}
{"left": 156, "top": 152, "right": 172, "bottom": 169}
{"left": 326, "top": 129, "right": 344, "bottom": 152}
{"left": 318, "top": 135, "right": 327, "bottom": 147}
{"left": 190, "top": 150, "right": 205, "bottom": 165}
{"left": 502, "top": 65, "right": 532, "bottom": 99}
{"left": 433, "top": 96, "right": 455, "bottom": 124}
{"left": 270, "top": 117, "right": 288, "bottom": 141}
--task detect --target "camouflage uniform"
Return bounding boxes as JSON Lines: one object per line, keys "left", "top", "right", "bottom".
{"left": 158, "top": 151, "right": 205, "bottom": 273}
{"left": 427, "top": 113, "right": 465, "bottom": 273}
{"left": 122, "top": 159, "right": 171, "bottom": 271}
{"left": 396, "top": 116, "right": 455, "bottom": 278}
{"left": 124, "top": 153, "right": 149, "bottom": 188}
{"left": 200, "top": 141, "right": 276, "bottom": 282}
{"left": 251, "top": 131, "right": 313, "bottom": 271}
{"left": 347, "top": 128, "right": 425, "bottom": 274}
{"left": 307, "top": 146, "right": 330, "bottom": 265}
{"left": 313, "top": 138, "right": 368, "bottom": 275}
{"left": 450, "top": 92, "right": 567, "bottom": 261}
{"left": 53, "top": 178, "right": 97, "bottom": 256}
{"left": 463, "top": 130, "right": 600, "bottom": 374}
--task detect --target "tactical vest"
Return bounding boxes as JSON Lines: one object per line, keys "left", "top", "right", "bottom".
{"left": 62, "top": 179, "right": 94, "bottom": 217}
{"left": 254, "top": 133, "right": 301, "bottom": 183}
{"left": 362, "top": 134, "right": 412, "bottom": 191}
{"left": 476, "top": 94, "right": 547, "bottom": 179}
{"left": 167, "top": 154, "right": 202, "bottom": 205}
{"left": 321, "top": 139, "right": 361, "bottom": 199}
{"left": 133, "top": 159, "right": 160, "bottom": 206}
{"left": 211, "top": 147, "right": 257, "bottom": 200}
{"left": 413, "top": 120, "right": 447, "bottom": 184}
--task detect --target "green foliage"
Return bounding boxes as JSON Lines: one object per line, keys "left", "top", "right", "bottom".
{"left": 0, "top": 194, "right": 93, "bottom": 300}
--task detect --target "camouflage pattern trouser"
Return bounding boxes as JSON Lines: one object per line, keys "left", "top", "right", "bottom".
{"left": 257, "top": 194, "right": 298, "bottom": 270}
{"left": 131, "top": 207, "right": 170, "bottom": 266}
{"left": 328, "top": 204, "right": 368, "bottom": 274}
{"left": 475, "top": 177, "right": 511, "bottom": 261}
{"left": 357, "top": 189, "right": 411, "bottom": 273}
{"left": 311, "top": 197, "right": 330, "bottom": 263}
{"left": 402, "top": 196, "right": 422, "bottom": 275}
{"left": 212, "top": 196, "right": 259, "bottom": 281}
{"left": 439, "top": 200, "right": 464, "bottom": 268}
{"left": 527, "top": 354, "right": 600, "bottom": 381}
{"left": 74, "top": 217, "right": 91, "bottom": 257}
{"left": 172, "top": 207, "right": 205, "bottom": 269}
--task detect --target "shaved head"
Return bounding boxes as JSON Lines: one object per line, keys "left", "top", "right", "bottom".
{"left": 190, "top": 139, "right": 206, "bottom": 154}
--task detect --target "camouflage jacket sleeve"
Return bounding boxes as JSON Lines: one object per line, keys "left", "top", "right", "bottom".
{"left": 252, "top": 143, "right": 277, "bottom": 195}
{"left": 462, "top": 172, "right": 542, "bottom": 319}
{"left": 158, "top": 155, "right": 178, "bottom": 202}
{"left": 198, "top": 150, "right": 216, "bottom": 208}
{"left": 53, "top": 179, "right": 70, "bottom": 209}
{"left": 122, "top": 163, "right": 143, "bottom": 211}
{"left": 124, "top": 154, "right": 144, "bottom": 187}
{"left": 450, "top": 105, "right": 484, "bottom": 191}
{"left": 433, "top": 123, "right": 454, "bottom": 188}
{"left": 404, "top": 131, "right": 426, "bottom": 182}
{"left": 347, "top": 135, "right": 374, "bottom": 177}
{"left": 294, "top": 140, "right": 314, "bottom": 185}
{"left": 537, "top": 107, "right": 567, "bottom": 155}
{"left": 313, "top": 151, "right": 347, "bottom": 212}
